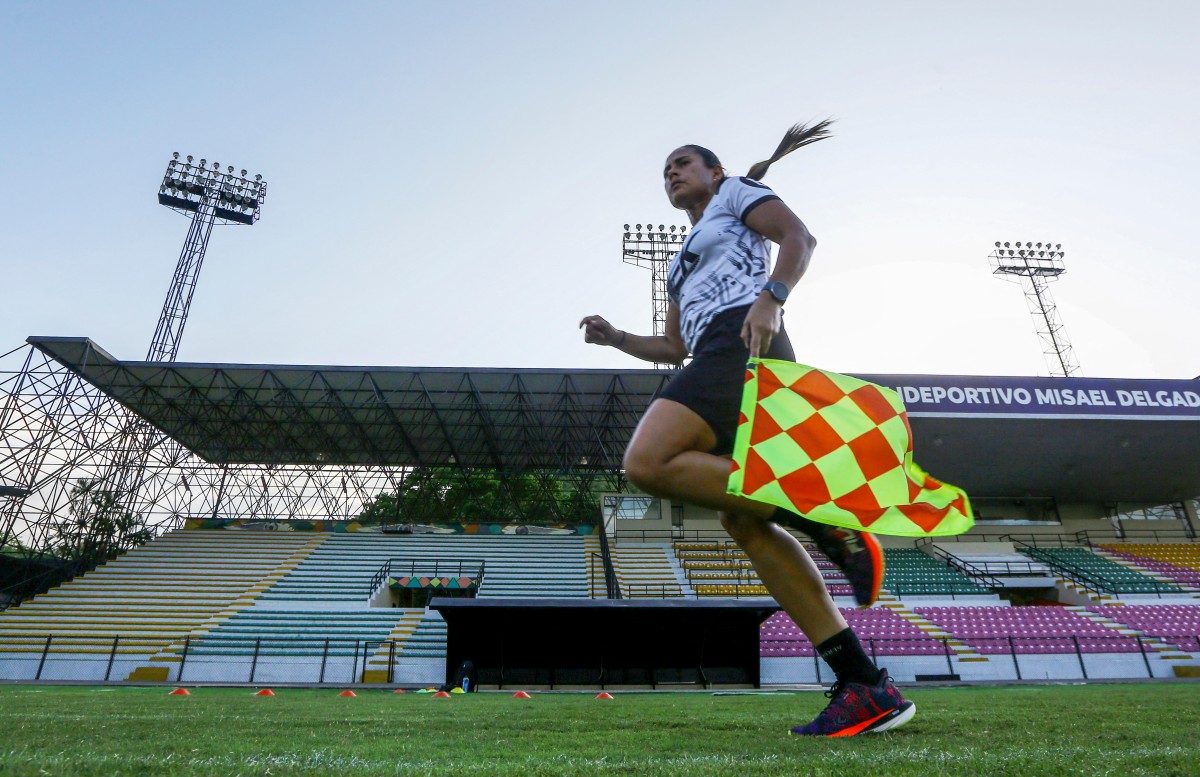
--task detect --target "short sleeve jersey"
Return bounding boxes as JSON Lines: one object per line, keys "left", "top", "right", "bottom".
{"left": 667, "top": 177, "right": 781, "bottom": 352}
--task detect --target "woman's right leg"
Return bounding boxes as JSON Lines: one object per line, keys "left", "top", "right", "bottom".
{"left": 719, "top": 511, "right": 846, "bottom": 646}
{"left": 722, "top": 509, "right": 915, "bottom": 736}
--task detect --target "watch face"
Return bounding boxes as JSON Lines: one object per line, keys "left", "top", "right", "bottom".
{"left": 766, "top": 281, "right": 788, "bottom": 302}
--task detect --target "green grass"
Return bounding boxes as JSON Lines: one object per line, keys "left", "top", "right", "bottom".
{"left": 0, "top": 684, "right": 1197, "bottom": 776}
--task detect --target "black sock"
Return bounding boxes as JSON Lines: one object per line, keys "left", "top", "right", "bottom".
{"left": 816, "top": 628, "right": 881, "bottom": 687}
{"left": 770, "top": 507, "right": 830, "bottom": 543}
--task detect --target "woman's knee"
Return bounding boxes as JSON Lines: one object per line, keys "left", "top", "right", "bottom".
{"left": 720, "top": 511, "right": 771, "bottom": 545}
{"left": 622, "top": 444, "right": 666, "bottom": 496}
{"left": 623, "top": 399, "right": 718, "bottom": 496}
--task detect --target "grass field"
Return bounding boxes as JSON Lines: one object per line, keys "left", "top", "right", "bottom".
{"left": 0, "top": 683, "right": 1197, "bottom": 776}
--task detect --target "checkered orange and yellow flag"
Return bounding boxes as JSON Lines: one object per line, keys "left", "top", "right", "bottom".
{"left": 728, "top": 359, "right": 973, "bottom": 537}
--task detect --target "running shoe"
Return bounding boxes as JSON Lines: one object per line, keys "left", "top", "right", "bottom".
{"left": 789, "top": 669, "right": 915, "bottom": 737}
{"left": 816, "top": 527, "right": 884, "bottom": 607}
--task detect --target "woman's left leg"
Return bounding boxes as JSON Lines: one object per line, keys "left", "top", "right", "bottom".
{"left": 622, "top": 398, "right": 776, "bottom": 519}
{"left": 627, "top": 395, "right": 884, "bottom": 608}
{"left": 624, "top": 399, "right": 875, "bottom": 671}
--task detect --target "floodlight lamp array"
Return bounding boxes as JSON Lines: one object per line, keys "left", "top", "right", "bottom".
{"left": 992, "top": 240, "right": 1065, "bottom": 260}
{"left": 159, "top": 152, "right": 268, "bottom": 225}
{"left": 990, "top": 239, "right": 1067, "bottom": 279}
{"left": 623, "top": 223, "right": 688, "bottom": 243}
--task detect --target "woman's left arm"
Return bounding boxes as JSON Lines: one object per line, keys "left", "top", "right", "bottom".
{"left": 741, "top": 199, "right": 817, "bottom": 358}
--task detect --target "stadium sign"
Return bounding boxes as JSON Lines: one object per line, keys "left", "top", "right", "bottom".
{"left": 855, "top": 375, "right": 1200, "bottom": 420}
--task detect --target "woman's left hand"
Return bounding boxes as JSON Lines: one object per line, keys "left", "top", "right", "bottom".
{"left": 741, "top": 296, "right": 782, "bottom": 358}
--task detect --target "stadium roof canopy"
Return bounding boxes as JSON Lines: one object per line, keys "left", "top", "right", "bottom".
{"left": 28, "top": 337, "right": 666, "bottom": 474}
{"left": 27, "top": 336, "right": 1200, "bottom": 503}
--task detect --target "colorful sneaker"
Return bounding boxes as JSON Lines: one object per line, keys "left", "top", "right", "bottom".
{"left": 816, "top": 527, "right": 884, "bottom": 607}
{"left": 789, "top": 669, "right": 915, "bottom": 737}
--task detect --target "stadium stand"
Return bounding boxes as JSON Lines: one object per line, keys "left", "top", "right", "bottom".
{"left": 670, "top": 542, "right": 1006, "bottom": 601}
{"left": 584, "top": 534, "right": 605, "bottom": 597}
{"left": 674, "top": 540, "right": 856, "bottom": 600}
{"left": 0, "top": 529, "right": 325, "bottom": 680}
{"left": 1095, "top": 544, "right": 1200, "bottom": 590}
{"left": 0, "top": 525, "right": 595, "bottom": 684}
{"left": 178, "top": 530, "right": 589, "bottom": 682}
{"left": 1018, "top": 546, "right": 1185, "bottom": 596}
{"left": 170, "top": 608, "right": 426, "bottom": 684}
{"left": 1086, "top": 605, "right": 1200, "bottom": 653}
{"left": 185, "top": 608, "right": 423, "bottom": 654}
{"left": 5, "top": 519, "right": 1200, "bottom": 686}
{"left": 923, "top": 541, "right": 1057, "bottom": 588}
{"left": 914, "top": 605, "right": 1140, "bottom": 654}
{"left": 760, "top": 608, "right": 948, "bottom": 658}
{"left": 260, "top": 532, "right": 590, "bottom": 602}
{"left": 608, "top": 541, "right": 688, "bottom": 598}
{"left": 882, "top": 548, "right": 995, "bottom": 598}
{"left": 361, "top": 611, "right": 450, "bottom": 685}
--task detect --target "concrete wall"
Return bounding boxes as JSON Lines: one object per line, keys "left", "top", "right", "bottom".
{"left": 612, "top": 497, "right": 673, "bottom": 534}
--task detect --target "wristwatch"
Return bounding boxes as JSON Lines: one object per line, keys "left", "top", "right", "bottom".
{"left": 763, "top": 281, "right": 789, "bottom": 304}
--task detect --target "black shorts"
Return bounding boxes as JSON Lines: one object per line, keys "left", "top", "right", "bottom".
{"left": 657, "top": 304, "right": 795, "bottom": 456}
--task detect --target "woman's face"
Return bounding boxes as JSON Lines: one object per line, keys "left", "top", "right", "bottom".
{"left": 663, "top": 147, "right": 720, "bottom": 209}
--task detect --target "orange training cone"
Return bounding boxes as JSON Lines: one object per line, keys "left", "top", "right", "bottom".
{"left": 512, "top": 691, "right": 531, "bottom": 699}
{"left": 432, "top": 690, "right": 452, "bottom": 698}
{"left": 339, "top": 690, "right": 357, "bottom": 697}
{"left": 255, "top": 689, "right": 275, "bottom": 697}
{"left": 168, "top": 688, "right": 190, "bottom": 696}
{"left": 393, "top": 689, "right": 406, "bottom": 694}
{"left": 595, "top": 692, "right": 614, "bottom": 699}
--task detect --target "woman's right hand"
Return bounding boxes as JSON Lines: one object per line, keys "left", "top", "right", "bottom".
{"left": 579, "top": 315, "right": 623, "bottom": 347}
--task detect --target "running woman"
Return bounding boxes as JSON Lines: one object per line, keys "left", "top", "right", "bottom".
{"left": 580, "top": 122, "right": 915, "bottom": 736}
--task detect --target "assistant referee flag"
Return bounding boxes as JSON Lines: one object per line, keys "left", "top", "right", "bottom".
{"left": 727, "top": 359, "right": 973, "bottom": 537}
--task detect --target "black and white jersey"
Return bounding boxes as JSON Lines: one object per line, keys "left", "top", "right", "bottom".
{"left": 667, "top": 177, "right": 781, "bottom": 352}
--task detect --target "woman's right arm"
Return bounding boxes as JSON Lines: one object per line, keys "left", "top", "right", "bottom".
{"left": 579, "top": 303, "right": 689, "bottom": 365}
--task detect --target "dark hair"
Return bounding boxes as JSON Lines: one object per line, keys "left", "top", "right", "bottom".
{"left": 745, "top": 119, "right": 834, "bottom": 180}
{"left": 675, "top": 120, "right": 834, "bottom": 183}
{"left": 679, "top": 144, "right": 723, "bottom": 171}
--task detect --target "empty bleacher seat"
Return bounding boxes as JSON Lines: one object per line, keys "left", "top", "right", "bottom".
{"left": 1097, "top": 544, "right": 1200, "bottom": 588}
{"left": 759, "top": 609, "right": 948, "bottom": 657}
{"left": 883, "top": 549, "right": 992, "bottom": 597}
{"left": 1021, "top": 547, "right": 1184, "bottom": 594}
{"left": 914, "top": 605, "right": 1141, "bottom": 654}
{"left": 260, "top": 533, "right": 590, "bottom": 601}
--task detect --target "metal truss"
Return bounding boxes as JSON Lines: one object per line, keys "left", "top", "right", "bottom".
{"left": 1, "top": 342, "right": 661, "bottom": 577}
{"left": 27, "top": 338, "right": 664, "bottom": 472}
{"left": 151, "top": 154, "right": 266, "bottom": 363}
{"left": 622, "top": 223, "right": 687, "bottom": 368}
{"left": 989, "top": 241, "right": 1079, "bottom": 377}
{"left": 1017, "top": 277, "right": 1078, "bottom": 378}
{"left": 148, "top": 199, "right": 217, "bottom": 363}
{"left": 1, "top": 155, "right": 275, "bottom": 572}
{"left": 79, "top": 154, "right": 273, "bottom": 539}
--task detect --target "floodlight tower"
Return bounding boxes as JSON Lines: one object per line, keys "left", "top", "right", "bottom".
{"left": 621, "top": 223, "right": 687, "bottom": 368}
{"left": 101, "top": 155, "right": 268, "bottom": 537}
{"left": 989, "top": 240, "right": 1079, "bottom": 377}
{"left": 0, "top": 156, "right": 268, "bottom": 574}
{"left": 151, "top": 153, "right": 267, "bottom": 361}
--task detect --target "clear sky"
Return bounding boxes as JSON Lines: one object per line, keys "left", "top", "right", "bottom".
{"left": 2, "top": 1, "right": 1196, "bottom": 379}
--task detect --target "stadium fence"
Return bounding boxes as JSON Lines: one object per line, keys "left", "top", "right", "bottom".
{"left": 4, "top": 631, "right": 1197, "bottom": 685}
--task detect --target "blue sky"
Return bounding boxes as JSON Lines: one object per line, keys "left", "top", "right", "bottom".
{"left": 2, "top": 1, "right": 1196, "bottom": 378}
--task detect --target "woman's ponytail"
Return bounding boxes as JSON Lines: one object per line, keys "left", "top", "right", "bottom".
{"left": 745, "top": 119, "right": 834, "bottom": 181}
